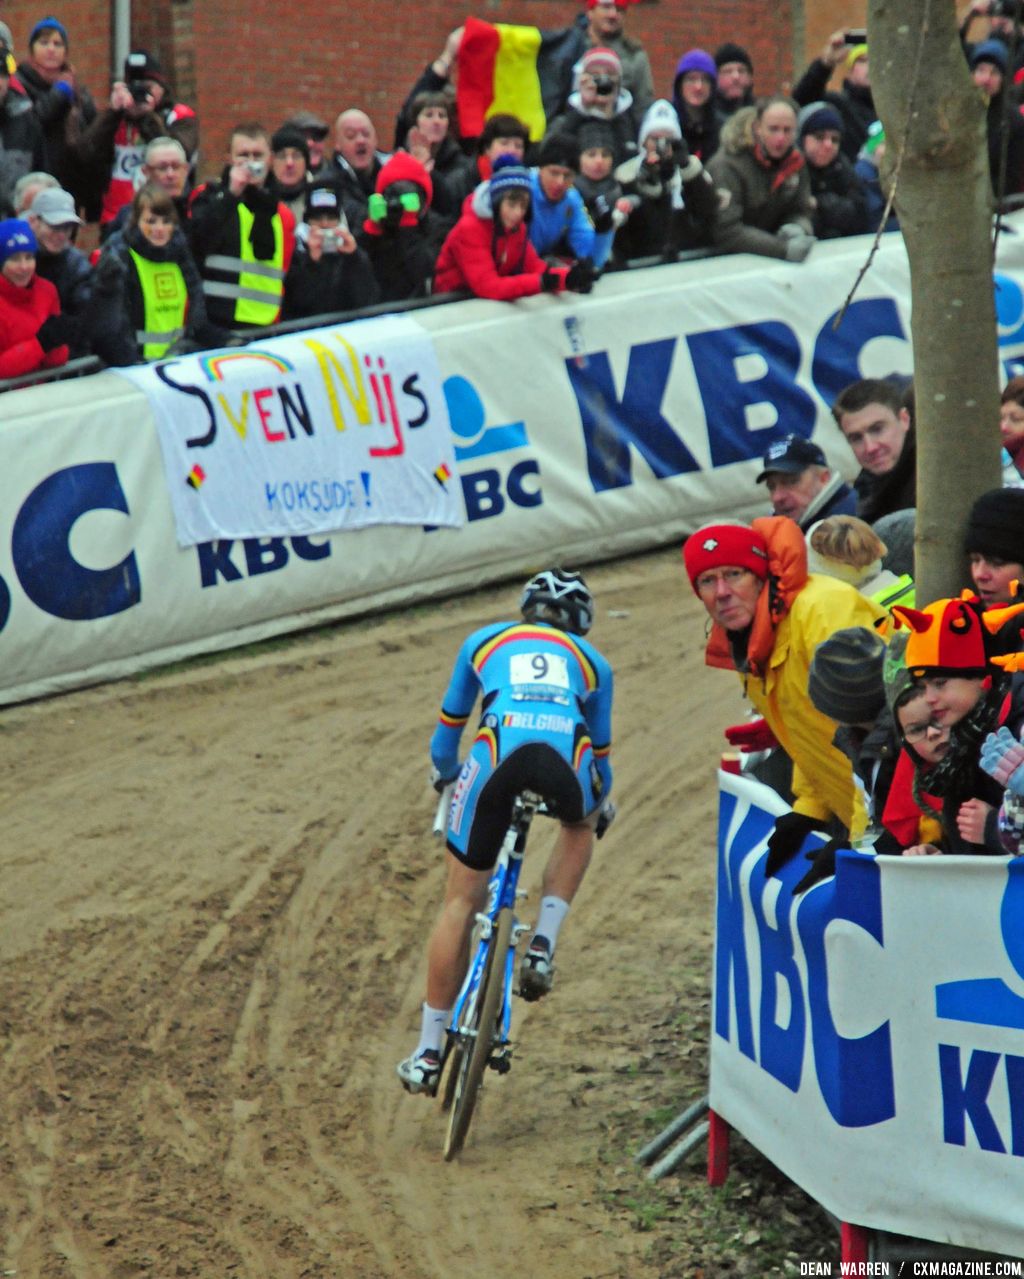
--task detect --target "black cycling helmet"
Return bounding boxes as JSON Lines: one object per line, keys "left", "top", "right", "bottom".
{"left": 520, "top": 567, "right": 594, "bottom": 636}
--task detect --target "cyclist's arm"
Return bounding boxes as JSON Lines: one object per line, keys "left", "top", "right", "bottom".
{"left": 429, "top": 632, "right": 484, "bottom": 778}
{"left": 583, "top": 653, "right": 614, "bottom": 797}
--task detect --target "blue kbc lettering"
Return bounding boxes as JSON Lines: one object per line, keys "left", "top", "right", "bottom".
{"left": 442, "top": 375, "right": 543, "bottom": 523}
{"left": 935, "top": 862, "right": 1024, "bottom": 1156}
{"left": 715, "top": 789, "right": 895, "bottom": 1128}
{"left": 3, "top": 461, "right": 141, "bottom": 629}
{"left": 565, "top": 298, "right": 907, "bottom": 492}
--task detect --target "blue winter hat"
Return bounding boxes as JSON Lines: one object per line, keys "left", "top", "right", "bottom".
{"left": 489, "top": 154, "right": 532, "bottom": 208}
{"left": 29, "top": 16, "right": 69, "bottom": 47}
{"left": 0, "top": 219, "right": 38, "bottom": 264}
{"left": 971, "top": 39, "right": 1009, "bottom": 72}
{"left": 798, "top": 100, "right": 844, "bottom": 139}
{"left": 675, "top": 49, "right": 717, "bottom": 82}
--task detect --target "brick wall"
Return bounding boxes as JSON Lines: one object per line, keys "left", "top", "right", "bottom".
{"left": 0, "top": 1, "right": 868, "bottom": 180}
{"left": 1, "top": 2, "right": 111, "bottom": 96}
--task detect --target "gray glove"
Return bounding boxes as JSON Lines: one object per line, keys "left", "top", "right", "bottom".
{"left": 777, "top": 222, "right": 807, "bottom": 240}
{"left": 783, "top": 233, "right": 815, "bottom": 263}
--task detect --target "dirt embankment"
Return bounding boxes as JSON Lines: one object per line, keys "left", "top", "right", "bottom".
{"left": 0, "top": 548, "right": 834, "bottom": 1278}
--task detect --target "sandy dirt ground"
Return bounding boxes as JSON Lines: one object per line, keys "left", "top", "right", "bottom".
{"left": 0, "top": 546, "right": 773, "bottom": 1279}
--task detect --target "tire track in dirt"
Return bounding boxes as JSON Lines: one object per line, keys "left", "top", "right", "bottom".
{"left": 0, "top": 549, "right": 745, "bottom": 1278}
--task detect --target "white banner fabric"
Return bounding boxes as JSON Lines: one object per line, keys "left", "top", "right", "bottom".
{"left": 712, "top": 769, "right": 1024, "bottom": 1258}
{"left": 114, "top": 314, "right": 462, "bottom": 544}
{"left": 5, "top": 224, "right": 1024, "bottom": 703}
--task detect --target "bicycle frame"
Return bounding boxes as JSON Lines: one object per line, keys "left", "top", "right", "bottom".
{"left": 438, "top": 789, "right": 544, "bottom": 1158}
{"left": 448, "top": 790, "right": 542, "bottom": 1055}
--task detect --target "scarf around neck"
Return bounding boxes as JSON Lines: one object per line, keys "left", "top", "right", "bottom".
{"left": 752, "top": 141, "right": 804, "bottom": 192}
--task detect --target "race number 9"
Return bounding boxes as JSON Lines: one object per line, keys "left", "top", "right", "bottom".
{"left": 510, "top": 652, "right": 570, "bottom": 687}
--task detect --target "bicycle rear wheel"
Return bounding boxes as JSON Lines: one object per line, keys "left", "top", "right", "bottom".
{"left": 443, "top": 906, "right": 513, "bottom": 1160}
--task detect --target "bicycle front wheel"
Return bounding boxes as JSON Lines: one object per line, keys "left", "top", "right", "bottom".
{"left": 442, "top": 906, "right": 513, "bottom": 1160}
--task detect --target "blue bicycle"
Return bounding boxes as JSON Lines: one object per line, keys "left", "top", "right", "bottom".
{"left": 438, "top": 788, "right": 543, "bottom": 1161}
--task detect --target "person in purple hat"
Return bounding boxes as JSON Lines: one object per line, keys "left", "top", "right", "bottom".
{"left": 671, "top": 49, "right": 721, "bottom": 162}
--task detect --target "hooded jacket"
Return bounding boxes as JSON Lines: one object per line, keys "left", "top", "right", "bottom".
{"left": 707, "top": 107, "right": 814, "bottom": 259}
{"left": 702, "top": 516, "right": 887, "bottom": 836}
{"left": 434, "top": 180, "right": 551, "bottom": 300}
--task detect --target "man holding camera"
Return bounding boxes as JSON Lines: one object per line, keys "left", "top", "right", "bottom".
{"left": 792, "top": 29, "right": 875, "bottom": 161}
{"left": 961, "top": 0, "right": 1024, "bottom": 77}
{"left": 76, "top": 49, "right": 196, "bottom": 239}
{"left": 283, "top": 179, "right": 379, "bottom": 319}
{"left": 189, "top": 123, "right": 296, "bottom": 331}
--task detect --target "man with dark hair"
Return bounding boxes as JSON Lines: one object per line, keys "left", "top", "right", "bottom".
{"left": 832, "top": 377, "right": 916, "bottom": 523}
{"left": 189, "top": 123, "right": 296, "bottom": 330}
{"left": 792, "top": 29, "right": 875, "bottom": 161}
{"left": 713, "top": 42, "right": 755, "bottom": 119}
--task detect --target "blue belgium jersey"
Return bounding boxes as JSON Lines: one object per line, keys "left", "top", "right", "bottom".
{"left": 430, "top": 619, "right": 614, "bottom": 798}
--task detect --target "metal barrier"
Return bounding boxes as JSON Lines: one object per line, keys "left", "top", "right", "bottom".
{"left": 0, "top": 243, "right": 738, "bottom": 395}
{"left": 0, "top": 355, "right": 103, "bottom": 395}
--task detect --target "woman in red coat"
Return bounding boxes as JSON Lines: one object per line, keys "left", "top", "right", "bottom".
{"left": 0, "top": 218, "right": 73, "bottom": 379}
{"left": 434, "top": 155, "right": 582, "bottom": 301}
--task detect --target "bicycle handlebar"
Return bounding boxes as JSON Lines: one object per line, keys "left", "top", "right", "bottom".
{"left": 433, "top": 781, "right": 455, "bottom": 838}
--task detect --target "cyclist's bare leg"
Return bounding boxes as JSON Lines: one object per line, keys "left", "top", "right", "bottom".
{"left": 539, "top": 822, "right": 594, "bottom": 904}
{"left": 521, "top": 822, "right": 595, "bottom": 1000}
{"left": 425, "top": 852, "right": 491, "bottom": 1010}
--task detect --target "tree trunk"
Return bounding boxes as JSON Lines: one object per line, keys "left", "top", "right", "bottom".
{"left": 868, "top": 0, "right": 1001, "bottom": 602}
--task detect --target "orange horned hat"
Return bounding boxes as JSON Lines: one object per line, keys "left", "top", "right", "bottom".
{"left": 892, "top": 593, "right": 1024, "bottom": 676}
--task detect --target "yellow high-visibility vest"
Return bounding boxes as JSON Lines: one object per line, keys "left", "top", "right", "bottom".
{"left": 202, "top": 203, "right": 285, "bottom": 325}
{"left": 129, "top": 248, "right": 187, "bottom": 360}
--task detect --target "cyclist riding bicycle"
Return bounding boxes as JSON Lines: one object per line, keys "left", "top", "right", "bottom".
{"left": 398, "top": 567, "right": 615, "bottom": 1095}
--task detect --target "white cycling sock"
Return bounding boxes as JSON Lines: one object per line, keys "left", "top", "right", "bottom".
{"left": 416, "top": 1003, "right": 450, "bottom": 1056}
{"left": 534, "top": 896, "right": 571, "bottom": 952}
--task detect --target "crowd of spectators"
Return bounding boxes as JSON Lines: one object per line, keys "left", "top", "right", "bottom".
{"left": 0, "top": 3, "right": 1019, "bottom": 380}
{"left": 687, "top": 362, "right": 1024, "bottom": 888}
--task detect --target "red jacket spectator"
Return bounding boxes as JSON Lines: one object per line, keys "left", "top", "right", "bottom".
{"left": 0, "top": 218, "right": 69, "bottom": 378}
{"left": 434, "top": 157, "right": 570, "bottom": 301}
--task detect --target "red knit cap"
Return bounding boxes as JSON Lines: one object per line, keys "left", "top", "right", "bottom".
{"left": 375, "top": 152, "right": 433, "bottom": 208}
{"left": 586, "top": 0, "right": 631, "bottom": 9}
{"left": 581, "top": 46, "right": 623, "bottom": 77}
{"left": 682, "top": 523, "right": 770, "bottom": 594}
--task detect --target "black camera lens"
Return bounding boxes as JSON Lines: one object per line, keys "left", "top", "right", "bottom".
{"left": 129, "top": 82, "right": 150, "bottom": 105}
{"left": 593, "top": 75, "right": 615, "bottom": 95}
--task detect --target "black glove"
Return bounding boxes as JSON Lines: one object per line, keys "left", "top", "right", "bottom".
{"left": 590, "top": 194, "right": 614, "bottom": 233}
{"left": 429, "top": 765, "right": 459, "bottom": 793}
{"left": 565, "top": 257, "right": 596, "bottom": 294}
{"left": 672, "top": 136, "right": 691, "bottom": 168}
{"left": 94, "top": 251, "right": 128, "bottom": 294}
{"left": 540, "top": 267, "right": 565, "bottom": 293}
{"left": 792, "top": 838, "right": 844, "bottom": 895}
{"left": 595, "top": 799, "right": 617, "bottom": 840}
{"left": 764, "top": 812, "right": 828, "bottom": 877}
{"left": 36, "top": 312, "right": 78, "bottom": 352}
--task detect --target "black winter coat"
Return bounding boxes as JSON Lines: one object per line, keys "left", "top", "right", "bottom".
{"left": 807, "top": 153, "right": 868, "bottom": 239}
{"left": 0, "top": 90, "right": 45, "bottom": 215}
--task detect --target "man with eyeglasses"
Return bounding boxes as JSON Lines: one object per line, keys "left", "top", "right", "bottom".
{"left": 26, "top": 185, "right": 91, "bottom": 351}
{"left": 683, "top": 518, "right": 886, "bottom": 882}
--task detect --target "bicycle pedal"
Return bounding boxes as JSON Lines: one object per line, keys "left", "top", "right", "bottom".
{"left": 489, "top": 1049, "right": 513, "bottom": 1075}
